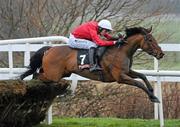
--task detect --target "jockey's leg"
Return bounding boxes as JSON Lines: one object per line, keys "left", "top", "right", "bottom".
{"left": 97, "top": 46, "right": 107, "bottom": 60}
{"left": 68, "top": 35, "right": 102, "bottom": 71}
{"left": 89, "top": 47, "right": 102, "bottom": 72}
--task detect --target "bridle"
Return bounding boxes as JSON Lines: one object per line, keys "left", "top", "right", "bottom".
{"left": 140, "top": 32, "right": 154, "bottom": 49}
{"left": 141, "top": 32, "right": 161, "bottom": 57}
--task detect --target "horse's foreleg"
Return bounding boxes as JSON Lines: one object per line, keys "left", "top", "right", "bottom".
{"left": 128, "top": 70, "right": 154, "bottom": 93}
{"left": 118, "top": 74, "right": 159, "bottom": 103}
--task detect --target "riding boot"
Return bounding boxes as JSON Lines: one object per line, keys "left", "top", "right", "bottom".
{"left": 89, "top": 47, "right": 102, "bottom": 72}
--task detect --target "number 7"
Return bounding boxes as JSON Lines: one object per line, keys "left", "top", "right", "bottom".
{"left": 80, "top": 55, "right": 86, "bottom": 65}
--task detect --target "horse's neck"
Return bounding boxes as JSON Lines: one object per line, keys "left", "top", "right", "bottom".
{"left": 123, "top": 38, "right": 141, "bottom": 58}
{"left": 101, "top": 39, "right": 141, "bottom": 67}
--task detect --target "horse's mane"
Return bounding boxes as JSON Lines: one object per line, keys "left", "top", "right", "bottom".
{"left": 125, "top": 27, "right": 145, "bottom": 38}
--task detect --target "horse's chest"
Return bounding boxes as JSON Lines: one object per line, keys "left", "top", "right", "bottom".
{"left": 119, "top": 57, "right": 130, "bottom": 68}
{"left": 117, "top": 58, "right": 131, "bottom": 73}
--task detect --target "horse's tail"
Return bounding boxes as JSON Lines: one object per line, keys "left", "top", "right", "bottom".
{"left": 20, "top": 46, "right": 51, "bottom": 80}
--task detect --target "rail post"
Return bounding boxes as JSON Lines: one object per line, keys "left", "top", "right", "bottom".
{"left": 154, "top": 58, "right": 164, "bottom": 127}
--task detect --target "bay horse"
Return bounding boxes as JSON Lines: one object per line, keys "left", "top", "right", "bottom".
{"left": 20, "top": 27, "right": 164, "bottom": 103}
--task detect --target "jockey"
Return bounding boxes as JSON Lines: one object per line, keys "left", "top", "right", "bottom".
{"left": 68, "top": 19, "right": 124, "bottom": 72}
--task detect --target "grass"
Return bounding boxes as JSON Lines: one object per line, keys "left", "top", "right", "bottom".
{"left": 34, "top": 118, "right": 180, "bottom": 127}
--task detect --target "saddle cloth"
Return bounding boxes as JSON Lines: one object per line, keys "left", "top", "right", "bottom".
{"left": 77, "top": 49, "right": 90, "bottom": 69}
{"left": 76, "top": 47, "right": 107, "bottom": 70}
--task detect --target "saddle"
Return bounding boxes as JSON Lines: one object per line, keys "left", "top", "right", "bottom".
{"left": 77, "top": 47, "right": 107, "bottom": 70}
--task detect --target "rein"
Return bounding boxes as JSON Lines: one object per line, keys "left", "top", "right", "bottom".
{"left": 140, "top": 33, "right": 150, "bottom": 49}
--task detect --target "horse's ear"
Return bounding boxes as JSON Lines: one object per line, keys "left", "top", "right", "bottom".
{"left": 147, "top": 26, "right": 152, "bottom": 33}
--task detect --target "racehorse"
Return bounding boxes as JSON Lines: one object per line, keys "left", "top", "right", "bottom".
{"left": 20, "top": 26, "right": 164, "bottom": 103}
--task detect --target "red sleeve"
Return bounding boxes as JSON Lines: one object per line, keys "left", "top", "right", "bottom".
{"left": 103, "top": 33, "right": 113, "bottom": 40}
{"left": 89, "top": 30, "right": 114, "bottom": 46}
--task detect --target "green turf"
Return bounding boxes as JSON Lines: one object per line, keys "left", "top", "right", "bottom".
{"left": 34, "top": 118, "right": 180, "bottom": 127}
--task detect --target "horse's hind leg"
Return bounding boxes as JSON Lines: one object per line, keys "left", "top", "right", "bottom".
{"left": 20, "top": 69, "right": 35, "bottom": 80}
{"left": 33, "top": 68, "right": 58, "bottom": 82}
{"left": 36, "top": 73, "right": 52, "bottom": 82}
{"left": 32, "top": 68, "right": 43, "bottom": 79}
{"left": 40, "top": 66, "right": 65, "bottom": 82}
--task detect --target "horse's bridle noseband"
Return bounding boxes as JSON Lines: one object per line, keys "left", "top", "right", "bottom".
{"left": 141, "top": 33, "right": 160, "bottom": 56}
{"left": 140, "top": 32, "right": 152, "bottom": 49}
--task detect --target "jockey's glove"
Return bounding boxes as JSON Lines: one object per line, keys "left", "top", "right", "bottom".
{"left": 115, "top": 38, "right": 124, "bottom": 45}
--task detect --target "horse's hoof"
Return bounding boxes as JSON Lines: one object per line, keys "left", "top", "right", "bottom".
{"left": 150, "top": 97, "right": 160, "bottom": 103}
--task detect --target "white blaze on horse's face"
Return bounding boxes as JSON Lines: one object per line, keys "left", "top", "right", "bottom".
{"left": 141, "top": 28, "right": 164, "bottom": 59}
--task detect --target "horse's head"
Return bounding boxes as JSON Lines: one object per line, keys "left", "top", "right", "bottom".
{"left": 125, "top": 27, "right": 164, "bottom": 59}
{"left": 139, "top": 27, "right": 164, "bottom": 59}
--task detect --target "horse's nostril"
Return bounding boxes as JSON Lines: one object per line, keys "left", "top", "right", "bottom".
{"left": 161, "top": 53, "right": 165, "bottom": 57}
{"left": 158, "top": 52, "right": 164, "bottom": 59}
